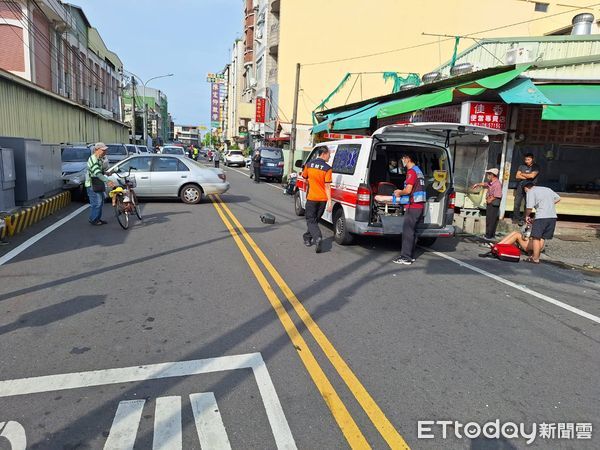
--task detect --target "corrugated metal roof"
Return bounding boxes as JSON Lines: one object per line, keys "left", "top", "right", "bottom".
{"left": 0, "top": 70, "right": 128, "bottom": 145}
{"left": 435, "top": 35, "right": 600, "bottom": 80}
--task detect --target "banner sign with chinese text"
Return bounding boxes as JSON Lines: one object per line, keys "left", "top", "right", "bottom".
{"left": 255, "top": 97, "right": 266, "bottom": 123}
{"left": 461, "top": 102, "right": 509, "bottom": 130}
{"left": 211, "top": 83, "right": 221, "bottom": 128}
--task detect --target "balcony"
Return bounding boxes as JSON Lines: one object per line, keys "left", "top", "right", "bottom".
{"left": 268, "top": 67, "right": 278, "bottom": 82}
{"left": 268, "top": 21, "right": 279, "bottom": 55}
{"left": 271, "top": 0, "right": 280, "bottom": 14}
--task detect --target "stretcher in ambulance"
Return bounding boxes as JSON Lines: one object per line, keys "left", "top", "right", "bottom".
{"left": 295, "top": 123, "right": 504, "bottom": 245}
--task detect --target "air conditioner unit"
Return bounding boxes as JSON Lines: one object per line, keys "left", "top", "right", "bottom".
{"left": 505, "top": 47, "right": 532, "bottom": 65}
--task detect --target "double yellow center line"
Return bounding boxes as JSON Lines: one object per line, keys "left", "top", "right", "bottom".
{"left": 211, "top": 195, "right": 409, "bottom": 449}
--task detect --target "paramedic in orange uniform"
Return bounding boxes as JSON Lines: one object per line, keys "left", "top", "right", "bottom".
{"left": 301, "top": 147, "right": 333, "bottom": 253}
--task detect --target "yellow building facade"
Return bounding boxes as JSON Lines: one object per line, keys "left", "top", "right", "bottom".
{"left": 276, "top": 0, "right": 599, "bottom": 132}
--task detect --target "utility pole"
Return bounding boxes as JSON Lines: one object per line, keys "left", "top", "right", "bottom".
{"left": 143, "top": 84, "right": 149, "bottom": 147}
{"left": 288, "top": 62, "right": 301, "bottom": 177}
{"left": 131, "top": 77, "right": 137, "bottom": 143}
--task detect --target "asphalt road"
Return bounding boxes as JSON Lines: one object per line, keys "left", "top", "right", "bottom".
{"left": 0, "top": 162, "right": 598, "bottom": 449}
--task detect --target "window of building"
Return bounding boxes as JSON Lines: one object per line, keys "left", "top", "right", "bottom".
{"left": 256, "top": 56, "right": 264, "bottom": 81}
{"left": 534, "top": 2, "right": 549, "bottom": 12}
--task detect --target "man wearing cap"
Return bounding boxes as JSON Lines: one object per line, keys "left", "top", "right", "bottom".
{"left": 472, "top": 168, "right": 503, "bottom": 241}
{"left": 85, "top": 143, "right": 115, "bottom": 226}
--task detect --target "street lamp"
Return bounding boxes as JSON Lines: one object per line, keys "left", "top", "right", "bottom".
{"left": 142, "top": 74, "right": 174, "bottom": 146}
{"left": 122, "top": 70, "right": 174, "bottom": 144}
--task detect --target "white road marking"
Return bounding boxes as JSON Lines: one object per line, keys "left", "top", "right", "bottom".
{"left": 0, "top": 204, "right": 88, "bottom": 267}
{"left": 226, "top": 166, "right": 286, "bottom": 192}
{"left": 190, "top": 393, "right": 232, "bottom": 450}
{"left": 153, "top": 396, "right": 182, "bottom": 450}
{"left": 0, "top": 420, "right": 26, "bottom": 450}
{"left": 427, "top": 249, "right": 600, "bottom": 325}
{"left": 0, "top": 352, "right": 297, "bottom": 449}
{"left": 104, "top": 400, "right": 145, "bottom": 450}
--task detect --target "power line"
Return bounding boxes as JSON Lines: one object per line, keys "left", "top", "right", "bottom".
{"left": 301, "top": 1, "right": 600, "bottom": 67}
{"left": 30, "top": 0, "right": 120, "bottom": 97}
{"left": 0, "top": 12, "right": 58, "bottom": 85}
{"left": 5, "top": 0, "right": 119, "bottom": 100}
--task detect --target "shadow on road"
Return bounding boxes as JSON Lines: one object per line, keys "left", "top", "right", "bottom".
{"left": 0, "top": 295, "right": 105, "bottom": 336}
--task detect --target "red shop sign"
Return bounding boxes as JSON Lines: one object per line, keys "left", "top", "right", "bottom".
{"left": 462, "top": 101, "right": 509, "bottom": 130}
{"left": 255, "top": 97, "right": 266, "bottom": 123}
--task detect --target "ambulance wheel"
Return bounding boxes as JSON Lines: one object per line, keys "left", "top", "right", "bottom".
{"left": 418, "top": 237, "right": 437, "bottom": 247}
{"left": 333, "top": 208, "right": 354, "bottom": 245}
{"left": 294, "top": 192, "right": 305, "bottom": 216}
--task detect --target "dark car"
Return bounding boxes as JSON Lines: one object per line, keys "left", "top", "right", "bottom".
{"left": 250, "top": 147, "right": 284, "bottom": 183}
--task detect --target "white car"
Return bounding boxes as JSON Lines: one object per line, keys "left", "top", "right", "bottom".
{"left": 160, "top": 146, "right": 186, "bottom": 156}
{"left": 107, "top": 155, "right": 230, "bottom": 204}
{"left": 295, "top": 123, "right": 504, "bottom": 246}
{"left": 224, "top": 150, "right": 245, "bottom": 167}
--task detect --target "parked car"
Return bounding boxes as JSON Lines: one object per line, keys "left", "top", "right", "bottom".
{"left": 136, "top": 145, "right": 149, "bottom": 153}
{"left": 61, "top": 145, "right": 92, "bottom": 196}
{"left": 224, "top": 150, "right": 245, "bottom": 167}
{"left": 125, "top": 144, "right": 139, "bottom": 155}
{"left": 295, "top": 123, "right": 504, "bottom": 245}
{"left": 107, "top": 154, "right": 230, "bottom": 204}
{"left": 250, "top": 147, "right": 284, "bottom": 183}
{"left": 161, "top": 146, "right": 186, "bottom": 156}
{"left": 105, "top": 143, "right": 130, "bottom": 164}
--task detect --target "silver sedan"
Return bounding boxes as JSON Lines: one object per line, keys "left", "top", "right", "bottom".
{"left": 107, "top": 155, "right": 230, "bottom": 204}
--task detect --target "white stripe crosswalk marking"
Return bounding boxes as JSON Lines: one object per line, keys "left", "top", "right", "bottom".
{"left": 190, "top": 393, "right": 232, "bottom": 450}
{"left": 153, "top": 396, "right": 182, "bottom": 450}
{"left": 104, "top": 400, "right": 145, "bottom": 450}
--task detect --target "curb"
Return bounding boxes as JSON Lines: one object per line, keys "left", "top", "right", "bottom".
{"left": 0, "top": 191, "right": 71, "bottom": 239}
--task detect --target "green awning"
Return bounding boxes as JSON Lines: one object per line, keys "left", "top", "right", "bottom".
{"left": 311, "top": 120, "right": 332, "bottom": 134}
{"left": 312, "top": 103, "right": 377, "bottom": 134}
{"left": 538, "top": 84, "right": 600, "bottom": 105}
{"left": 333, "top": 103, "right": 382, "bottom": 130}
{"left": 538, "top": 85, "right": 600, "bottom": 120}
{"left": 498, "top": 79, "right": 554, "bottom": 104}
{"left": 542, "top": 105, "right": 600, "bottom": 120}
{"left": 321, "top": 65, "right": 534, "bottom": 130}
{"left": 377, "top": 88, "right": 454, "bottom": 119}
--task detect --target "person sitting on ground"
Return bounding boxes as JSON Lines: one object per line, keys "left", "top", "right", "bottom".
{"left": 495, "top": 227, "right": 544, "bottom": 256}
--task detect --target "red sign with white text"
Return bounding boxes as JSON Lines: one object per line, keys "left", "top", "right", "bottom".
{"left": 465, "top": 102, "right": 508, "bottom": 130}
{"left": 255, "top": 97, "right": 266, "bottom": 123}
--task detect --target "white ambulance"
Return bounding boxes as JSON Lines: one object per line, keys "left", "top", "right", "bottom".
{"left": 294, "top": 123, "right": 504, "bottom": 245}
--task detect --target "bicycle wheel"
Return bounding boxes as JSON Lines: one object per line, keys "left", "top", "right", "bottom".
{"left": 131, "top": 190, "right": 142, "bottom": 220}
{"left": 114, "top": 196, "right": 129, "bottom": 230}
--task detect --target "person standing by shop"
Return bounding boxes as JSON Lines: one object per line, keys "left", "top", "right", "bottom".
{"left": 252, "top": 149, "right": 261, "bottom": 183}
{"left": 513, "top": 153, "right": 540, "bottom": 226}
{"left": 524, "top": 183, "right": 560, "bottom": 263}
{"left": 214, "top": 150, "right": 220, "bottom": 168}
{"left": 85, "top": 143, "right": 115, "bottom": 226}
{"left": 301, "top": 147, "right": 333, "bottom": 253}
{"left": 472, "top": 168, "right": 503, "bottom": 242}
{"left": 392, "top": 154, "right": 426, "bottom": 265}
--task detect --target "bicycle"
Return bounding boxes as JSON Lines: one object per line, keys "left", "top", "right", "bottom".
{"left": 109, "top": 168, "right": 142, "bottom": 229}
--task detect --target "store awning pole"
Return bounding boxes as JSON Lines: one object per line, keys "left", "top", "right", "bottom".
{"left": 499, "top": 107, "right": 519, "bottom": 219}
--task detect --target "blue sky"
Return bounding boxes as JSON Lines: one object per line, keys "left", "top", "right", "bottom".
{"left": 73, "top": 0, "right": 242, "bottom": 126}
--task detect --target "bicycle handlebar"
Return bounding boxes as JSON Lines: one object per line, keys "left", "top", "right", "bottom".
{"left": 114, "top": 168, "right": 134, "bottom": 179}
